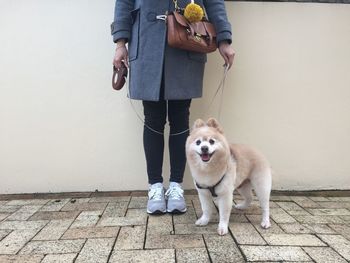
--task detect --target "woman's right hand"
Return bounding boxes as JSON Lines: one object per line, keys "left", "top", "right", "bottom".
{"left": 113, "top": 40, "right": 129, "bottom": 69}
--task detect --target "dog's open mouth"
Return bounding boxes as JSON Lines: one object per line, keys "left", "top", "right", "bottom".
{"left": 199, "top": 152, "right": 214, "bottom": 162}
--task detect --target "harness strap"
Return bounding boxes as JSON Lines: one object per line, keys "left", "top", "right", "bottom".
{"left": 195, "top": 174, "right": 225, "bottom": 197}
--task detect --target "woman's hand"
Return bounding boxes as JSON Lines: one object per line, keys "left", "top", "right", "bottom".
{"left": 218, "top": 41, "right": 235, "bottom": 70}
{"left": 113, "top": 39, "right": 129, "bottom": 69}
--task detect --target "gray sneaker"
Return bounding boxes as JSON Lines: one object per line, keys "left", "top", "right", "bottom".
{"left": 147, "top": 183, "right": 166, "bottom": 214}
{"left": 165, "top": 182, "right": 187, "bottom": 213}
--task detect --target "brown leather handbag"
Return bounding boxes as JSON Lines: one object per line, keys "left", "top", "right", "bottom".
{"left": 166, "top": 2, "right": 217, "bottom": 53}
{"left": 112, "top": 63, "right": 128, "bottom": 90}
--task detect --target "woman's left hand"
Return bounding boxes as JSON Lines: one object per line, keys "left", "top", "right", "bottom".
{"left": 218, "top": 41, "right": 235, "bottom": 70}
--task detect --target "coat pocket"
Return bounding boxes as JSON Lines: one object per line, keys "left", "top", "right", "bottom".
{"left": 129, "top": 8, "right": 140, "bottom": 61}
{"left": 187, "top": 51, "right": 207, "bottom": 63}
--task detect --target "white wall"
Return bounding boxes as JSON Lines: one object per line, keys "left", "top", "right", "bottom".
{"left": 1, "top": 1, "right": 350, "bottom": 194}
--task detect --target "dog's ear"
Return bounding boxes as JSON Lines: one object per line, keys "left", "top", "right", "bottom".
{"left": 206, "top": 118, "right": 224, "bottom": 133}
{"left": 193, "top": 119, "right": 205, "bottom": 130}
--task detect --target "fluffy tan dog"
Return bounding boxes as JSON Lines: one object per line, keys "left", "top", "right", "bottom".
{"left": 186, "top": 118, "right": 272, "bottom": 235}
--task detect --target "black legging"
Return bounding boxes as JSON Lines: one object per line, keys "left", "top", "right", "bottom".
{"left": 143, "top": 99, "right": 191, "bottom": 184}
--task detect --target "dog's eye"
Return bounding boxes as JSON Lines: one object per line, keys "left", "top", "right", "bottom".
{"left": 196, "top": 140, "right": 201, "bottom": 145}
{"left": 209, "top": 139, "right": 215, "bottom": 145}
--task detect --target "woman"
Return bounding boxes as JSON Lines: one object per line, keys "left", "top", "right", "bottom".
{"left": 111, "top": 0, "right": 235, "bottom": 214}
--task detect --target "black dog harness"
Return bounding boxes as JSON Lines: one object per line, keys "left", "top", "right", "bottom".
{"left": 195, "top": 175, "right": 226, "bottom": 197}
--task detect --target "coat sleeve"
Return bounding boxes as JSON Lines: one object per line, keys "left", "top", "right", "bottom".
{"left": 110, "top": 0, "right": 135, "bottom": 43}
{"left": 203, "top": 0, "right": 232, "bottom": 45}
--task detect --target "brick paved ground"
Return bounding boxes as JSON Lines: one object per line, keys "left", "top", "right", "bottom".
{"left": 0, "top": 191, "right": 349, "bottom": 262}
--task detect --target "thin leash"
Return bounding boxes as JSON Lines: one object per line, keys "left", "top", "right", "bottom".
{"left": 126, "top": 64, "right": 229, "bottom": 136}
{"left": 204, "top": 64, "right": 229, "bottom": 122}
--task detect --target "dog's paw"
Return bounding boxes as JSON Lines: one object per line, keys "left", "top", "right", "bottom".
{"left": 234, "top": 203, "right": 249, "bottom": 210}
{"left": 195, "top": 216, "right": 209, "bottom": 226}
{"left": 217, "top": 223, "right": 228, "bottom": 236}
{"left": 261, "top": 219, "right": 271, "bottom": 229}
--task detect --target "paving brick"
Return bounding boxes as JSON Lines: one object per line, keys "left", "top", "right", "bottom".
{"left": 340, "top": 215, "right": 350, "bottom": 223}
{"left": 203, "top": 234, "right": 245, "bottom": 263}
{"left": 0, "top": 205, "right": 22, "bottom": 213}
{"left": 67, "top": 198, "right": 91, "bottom": 203}
{"left": 230, "top": 214, "right": 249, "bottom": 223}
{"left": 70, "top": 211, "right": 101, "bottom": 228}
{"left": 279, "top": 222, "right": 335, "bottom": 234}
{"left": 240, "top": 245, "right": 311, "bottom": 261}
{"left": 89, "top": 196, "right": 131, "bottom": 203}
{"left": 148, "top": 214, "right": 173, "bottom": 235}
{"left": 0, "top": 229, "right": 11, "bottom": 241}
{"left": 0, "top": 213, "right": 10, "bottom": 221}
{"left": 128, "top": 196, "right": 148, "bottom": 209}
{"left": 173, "top": 206, "right": 197, "bottom": 224}
{"left": 145, "top": 234, "right": 204, "bottom": 249}
{"left": 90, "top": 191, "right": 131, "bottom": 198}
{"left": 33, "top": 219, "right": 74, "bottom": 240}
{"left": 317, "top": 202, "right": 350, "bottom": 209}
{"left": 0, "top": 220, "right": 48, "bottom": 230}
{"left": 303, "top": 247, "right": 347, "bottom": 263}
{"left": 185, "top": 195, "right": 200, "bottom": 202}
{"left": 176, "top": 248, "right": 210, "bottom": 263}
{"left": 291, "top": 196, "right": 321, "bottom": 208}
{"left": 41, "top": 253, "right": 77, "bottom": 263}
{"left": 19, "top": 239, "right": 86, "bottom": 254}
{"left": 75, "top": 238, "right": 114, "bottom": 263}
{"left": 247, "top": 262, "right": 312, "bottom": 263}
{"left": 0, "top": 229, "right": 40, "bottom": 254}
{"left": 5, "top": 205, "right": 43, "bottom": 221}
{"left": 175, "top": 223, "right": 218, "bottom": 235}
{"left": 99, "top": 216, "right": 146, "bottom": 227}
{"left": 263, "top": 233, "right": 326, "bottom": 246}
{"left": 101, "top": 202, "right": 128, "bottom": 218}
{"left": 62, "top": 226, "right": 120, "bottom": 239}
{"left": 6, "top": 199, "right": 50, "bottom": 206}
{"left": 269, "top": 195, "right": 292, "bottom": 201}
{"left": 308, "top": 208, "right": 350, "bottom": 216}
{"left": 329, "top": 224, "right": 350, "bottom": 240}
{"left": 39, "top": 199, "right": 71, "bottom": 212}
{"left": 114, "top": 225, "right": 145, "bottom": 250}
{"left": 270, "top": 208, "right": 297, "bottom": 223}
{"left": 110, "top": 249, "right": 175, "bottom": 263}
{"left": 29, "top": 211, "right": 80, "bottom": 221}
{"left": 0, "top": 254, "right": 44, "bottom": 263}
{"left": 232, "top": 202, "right": 261, "bottom": 215}
{"left": 309, "top": 196, "right": 330, "bottom": 202}
{"left": 327, "top": 197, "right": 350, "bottom": 202}
{"left": 246, "top": 214, "right": 284, "bottom": 234}
{"left": 125, "top": 208, "right": 148, "bottom": 219}
{"left": 0, "top": 201, "right": 9, "bottom": 205}
{"left": 276, "top": 201, "right": 310, "bottom": 215}
{"left": 318, "top": 235, "right": 350, "bottom": 260}
{"left": 61, "top": 201, "right": 107, "bottom": 212}
{"left": 294, "top": 215, "right": 345, "bottom": 224}
{"left": 229, "top": 223, "right": 266, "bottom": 245}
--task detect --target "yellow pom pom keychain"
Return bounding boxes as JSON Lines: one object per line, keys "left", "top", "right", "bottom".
{"left": 184, "top": 0, "right": 204, "bottom": 23}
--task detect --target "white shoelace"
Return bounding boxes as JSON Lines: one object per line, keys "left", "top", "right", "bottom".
{"left": 148, "top": 187, "right": 163, "bottom": 201}
{"left": 165, "top": 186, "right": 184, "bottom": 200}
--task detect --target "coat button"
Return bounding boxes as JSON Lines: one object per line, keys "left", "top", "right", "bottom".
{"left": 147, "top": 12, "right": 157, "bottom": 22}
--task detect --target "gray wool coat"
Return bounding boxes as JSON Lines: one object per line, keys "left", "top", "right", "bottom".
{"left": 111, "top": 0, "right": 232, "bottom": 101}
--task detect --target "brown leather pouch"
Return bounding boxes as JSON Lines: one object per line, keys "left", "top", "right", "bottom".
{"left": 167, "top": 11, "right": 217, "bottom": 54}
{"left": 112, "top": 63, "right": 128, "bottom": 90}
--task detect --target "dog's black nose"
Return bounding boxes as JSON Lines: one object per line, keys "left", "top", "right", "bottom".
{"left": 201, "top": 146, "right": 209, "bottom": 153}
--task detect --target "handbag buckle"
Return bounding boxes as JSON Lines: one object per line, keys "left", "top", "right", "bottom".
{"left": 156, "top": 15, "right": 167, "bottom": 21}
{"left": 194, "top": 33, "right": 202, "bottom": 42}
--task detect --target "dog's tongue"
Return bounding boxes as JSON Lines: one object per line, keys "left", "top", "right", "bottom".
{"left": 201, "top": 154, "right": 210, "bottom": 162}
